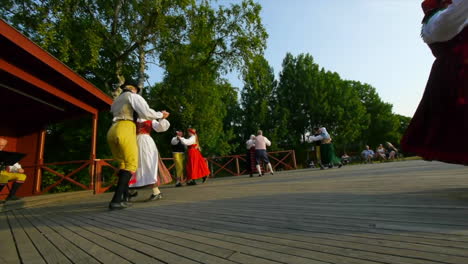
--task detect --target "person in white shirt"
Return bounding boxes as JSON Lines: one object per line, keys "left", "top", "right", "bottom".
{"left": 255, "top": 130, "right": 274, "bottom": 176}
{"left": 0, "top": 138, "right": 27, "bottom": 201}
{"left": 401, "top": 0, "right": 468, "bottom": 164}
{"left": 107, "top": 81, "right": 166, "bottom": 210}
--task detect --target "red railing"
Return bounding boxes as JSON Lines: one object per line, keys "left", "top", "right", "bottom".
{"left": 24, "top": 160, "right": 94, "bottom": 194}
{"left": 26, "top": 150, "right": 297, "bottom": 195}
{"left": 206, "top": 150, "right": 297, "bottom": 177}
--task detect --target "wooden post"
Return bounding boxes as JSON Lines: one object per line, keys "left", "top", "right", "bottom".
{"left": 34, "top": 129, "right": 46, "bottom": 194}
{"left": 291, "top": 150, "right": 297, "bottom": 169}
{"left": 94, "top": 160, "right": 102, "bottom": 194}
{"left": 89, "top": 114, "right": 98, "bottom": 191}
{"left": 235, "top": 156, "right": 240, "bottom": 176}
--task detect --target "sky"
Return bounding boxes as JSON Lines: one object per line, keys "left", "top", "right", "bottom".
{"left": 148, "top": 0, "right": 434, "bottom": 117}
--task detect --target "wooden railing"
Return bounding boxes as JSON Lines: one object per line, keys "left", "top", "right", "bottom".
{"left": 206, "top": 150, "right": 297, "bottom": 177}
{"left": 24, "top": 160, "right": 94, "bottom": 194}
{"left": 28, "top": 150, "right": 297, "bottom": 195}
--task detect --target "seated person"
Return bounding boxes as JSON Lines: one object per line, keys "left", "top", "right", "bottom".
{"left": 341, "top": 153, "right": 350, "bottom": 165}
{"left": 361, "top": 145, "right": 375, "bottom": 163}
{"left": 386, "top": 142, "right": 398, "bottom": 160}
{"left": 0, "top": 138, "right": 26, "bottom": 201}
{"left": 375, "top": 144, "right": 387, "bottom": 161}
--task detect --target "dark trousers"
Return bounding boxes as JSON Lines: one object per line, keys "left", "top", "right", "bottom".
{"left": 111, "top": 170, "right": 132, "bottom": 203}
{"left": 255, "top": 149, "right": 270, "bottom": 165}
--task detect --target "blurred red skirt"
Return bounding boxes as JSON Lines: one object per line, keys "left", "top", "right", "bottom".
{"left": 186, "top": 146, "right": 210, "bottom": 180}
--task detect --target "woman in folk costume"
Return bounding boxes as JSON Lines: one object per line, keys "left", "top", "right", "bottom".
{"left": 107, "top": 81, "right": 163, "bottom": 210}
{"left": 245, "top": 135, "right": 257, "bottom": 177}
{"left": 308, "top": 127, "right": 342, "bottom": 168}
{"left": 128, "top": 114, "right": 171, "bottom": 202}
{"left": 178, "top": 128, "right": 210, "bottom": 185}
{"left": 401, "top": 0, "right": 468, "bottom": 164}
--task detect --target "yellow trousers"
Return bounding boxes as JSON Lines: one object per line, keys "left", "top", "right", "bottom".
{"left": 173, "top": 152, "right": 185, "bottom": 182}
{"left": 107, "top": 121, "right": 138, "bottom": 172}
{"left": 316, "top": 146, "right": 322, "bottom": 164}
{"left": 0, "top": 171, "right": 27, "bottom": 184}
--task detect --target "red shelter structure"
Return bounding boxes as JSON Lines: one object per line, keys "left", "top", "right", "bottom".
{"left": 0, "top": 19, "right": 113, "bottom": 197}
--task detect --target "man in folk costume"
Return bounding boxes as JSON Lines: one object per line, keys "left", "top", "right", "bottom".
{"left": 107, "top": 81, "right": 163, "bottom": 210}
{"left": 401, "top": 0, "right": 468, "bottom": 164}
{"left": 178, "top": 128, "right": 210, "bottom": 185}
{"left": 171, "top": 130, "right": 187, "bottom": 187}
{"left": 128, "top": 112, "right": 170, "bottom": 202}
{"left": 307, "top": 127, "right": 342, "bottom": 168}
{"left": 245, "top": 134, "right": 256, "bottom": 177}
{"left": 255, "top": 130, "right": 274, "bottom": 177}
{"left": 0, "top": 138, "right": 27, "bottom": 201}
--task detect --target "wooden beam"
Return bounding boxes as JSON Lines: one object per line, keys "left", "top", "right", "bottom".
{"left": 0, "top": 19, "right": 113, "bottom": 107}
{"left": 0, "top": 59, "right": 98, "bottom": 115}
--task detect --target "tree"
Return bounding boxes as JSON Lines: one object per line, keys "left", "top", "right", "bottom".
{"left": 351, "top": 81, "right": 400, "bottom": 148}
{"left": 151, "top": 0, "right": 268, "bottom": 156}
{"left": 240, "top": 55, "right": 276, "bottom": 139}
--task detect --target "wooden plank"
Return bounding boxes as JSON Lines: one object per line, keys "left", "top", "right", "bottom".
{"left": 5, "top": 211, "right": 46, "bottom": 264}
{"left": 163, "top": 204, "right": 468, "bottom": 251}
{"left": 19, "top": 209, "right": 100, "bottom": 264}
{"left": 133, "top": 209, "right": 451, "bottom": 264}
{"left": 0, "top": 213, "right": 20, "bottom": 264}
{"left": 26, "top": 209, "right": 131, "bottom": 264}
{"left": 72, "top": 213, "right": 238, "bottom": 264}
{"left": 111, "top": 210, "right": 378, "bottom": 264}
{"left": 56, "top": 213, "right": 186, "bottom": 264}
{"left": 12, "top": 211, "right": 72, "bottom": 264}
{"left": 39, "top": 211, "right": 158, "bottom": 264}
{"left": 98, "top": 210, "right": 327, "bottom": 264}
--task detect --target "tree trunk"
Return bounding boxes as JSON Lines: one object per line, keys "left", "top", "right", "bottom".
{"left": 138, "top": 45, "right": 146, "bottom": 95}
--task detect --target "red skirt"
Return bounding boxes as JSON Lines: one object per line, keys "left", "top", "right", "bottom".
{"left": 401, "top": 29, "right": 468, "bottom": 164}
{"left": 186, "top": 147, "right": 210, "bottom": 180}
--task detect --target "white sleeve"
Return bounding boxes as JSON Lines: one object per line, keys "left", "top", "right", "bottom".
{"left": 264, "top": 137, "right": 271, "bottom": 147}
{"left": 308, "top": 135, "right": 324, "bottom": 142}
{"left": 179, "top": 135, "right": 196, "bottom": 146}
{"left": 9, "top": 163, "right": 22, "bottom": 173}
{"left": 422, "top": 0, "right": 468, "bottom": 44}
{"left": 171, "top": 137, "right": 179, "bottom": 145}
{"left": 129, "top": 93, "right": 163, "bottom": 120}
{"left": 152, "top": 119, "right": 170, "bottom": 133}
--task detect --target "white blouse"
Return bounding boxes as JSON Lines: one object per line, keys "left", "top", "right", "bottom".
{"left": 8, "top": 163, "right": 22, "bottom": 173}
{"left": 422, "top": 0, "right": 468, "bottom": 44}
{"left": 179, "top": 135, "right": 197, "bottom": 146}
{"left": 129, "top": 93, "right": 163, "bottom": 120}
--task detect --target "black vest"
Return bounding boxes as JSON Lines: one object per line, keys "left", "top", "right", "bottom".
{"left": 172, "top": 139, "right": 186, "bottom": 153}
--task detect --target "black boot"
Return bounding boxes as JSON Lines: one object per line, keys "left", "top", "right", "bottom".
{"left": 6, "top": 182, "right": 23, "bottom": 201}
{"left": 110, "top": 170, "right": 132, "bottom": 207}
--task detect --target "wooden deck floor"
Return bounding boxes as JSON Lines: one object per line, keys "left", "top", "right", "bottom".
{"left": 1, "top": 160, "right": 468, "bottom": 264}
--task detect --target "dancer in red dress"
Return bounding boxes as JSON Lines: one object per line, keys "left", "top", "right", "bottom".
{"left": 401, "top": 0, "right": 468, "bottom": 164}
{"left": 178, "top": 128, "right": 210, "bottom": 185}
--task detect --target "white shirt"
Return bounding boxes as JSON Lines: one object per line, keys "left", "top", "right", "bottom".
{"left": 111, "top": 92, "right": 163, "bottom": 121}
{"left": 179, "top": 135, "right": 197, "bottom": 146}
{"left": 422, "top": 0, "right": 468, "bottom": 44}
{"left": 8, "top": 163, "right": 22, "bottom": 173}
{"left": 246, "top": 139, "right": 255, "bottom": 149}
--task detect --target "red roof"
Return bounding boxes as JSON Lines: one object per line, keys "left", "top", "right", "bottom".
{"left": 0, "top": 19, "right": 113, "bottom": 136}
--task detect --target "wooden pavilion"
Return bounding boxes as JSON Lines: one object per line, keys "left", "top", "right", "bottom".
{"left": 0, "top": 19, "right": 113, "bottom": 197}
